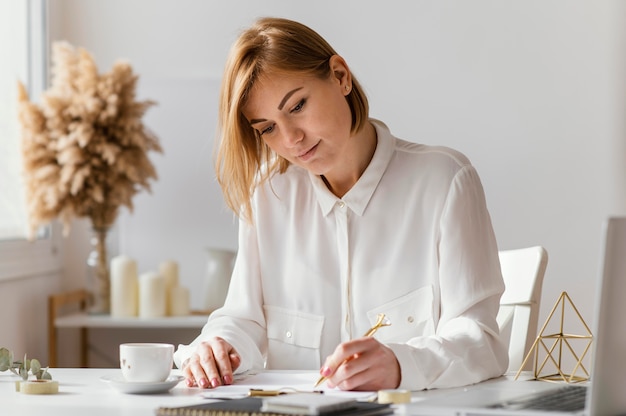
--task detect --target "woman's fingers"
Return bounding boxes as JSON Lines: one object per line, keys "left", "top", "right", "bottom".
{"left": 323, "top": 337, "right": 400, "bottom": 391}
{"left": 182, "top": 337, "right": 240, "bottom": 388}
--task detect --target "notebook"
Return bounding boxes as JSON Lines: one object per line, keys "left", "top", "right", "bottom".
{"left": 156, "top": 396, "right": 393, "bottom": 416}
{"left": 404, "top": 216, "right": 626, "bottom": 416}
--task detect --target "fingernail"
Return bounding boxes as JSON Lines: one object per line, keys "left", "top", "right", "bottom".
{"left": 223, "top": 375, "right": 233, "bottom": 385}
{"left": 320, "top": 366, "right": 332, "bottom": 377}
{"left": 210, "top": 377, "right": 220, "bottom": 388}
{"left": 199, "top": 378, "right": 209, "bottom": 388}
{"left": 185, "top": 378, "right": 194, "bottom": 387}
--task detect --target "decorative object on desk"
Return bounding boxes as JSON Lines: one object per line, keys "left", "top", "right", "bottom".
{"left": 202, "top": 248, "right": 236, "bottom": 311}
{"left": 139, "top": 271, "right": 167, "bottom": 318}
{"left": 17, "top": 41, "right": 162, "bottom": 314}
{"left": 0, "top": 347, "right": 52, "bottom": 382}
{"left": 156, "top": 396, "right": 393, "bottom": 416}
{"left": 110, "top": 255, "right": 139, "bottom": 317}
{"left": 515, "top": 291, "right": 593, "bottom": 383}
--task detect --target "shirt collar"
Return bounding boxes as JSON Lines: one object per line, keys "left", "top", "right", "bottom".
{"left": 310, "top": 119, "right": 395, "bottom": 217}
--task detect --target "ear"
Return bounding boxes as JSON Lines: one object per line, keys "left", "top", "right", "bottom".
{"left": 329, "top": 55, "right": 352, "bottom": 96}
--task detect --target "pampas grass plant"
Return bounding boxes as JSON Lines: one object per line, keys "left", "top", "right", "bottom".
{"left": 17, "top": 42, "right": 162, "bottom": 313}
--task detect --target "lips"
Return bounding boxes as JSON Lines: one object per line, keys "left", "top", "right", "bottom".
{"left": 297, "top": 142, "right": 319, "bottom": 162}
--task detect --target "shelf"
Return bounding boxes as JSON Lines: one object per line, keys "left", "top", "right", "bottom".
{"left": 55, "top": 312, "right": 209, "bottom": 329}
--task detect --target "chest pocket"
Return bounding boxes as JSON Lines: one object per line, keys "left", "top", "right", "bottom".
{"left": 264, "top": 305, "right": 324, "bottom": 370}
{"left": 367, "top": 285, "right": 435, "bottom": 343}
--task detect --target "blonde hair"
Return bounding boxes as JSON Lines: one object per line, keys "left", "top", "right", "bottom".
{"left": 215, "top": 17, "right": 369, "bottom": 222}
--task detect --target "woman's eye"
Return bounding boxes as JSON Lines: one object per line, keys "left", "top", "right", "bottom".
{"left": 291, "top": 99, "right": 306, "bottom": 113}
{"left": 260, "top": 124, "right": 275, "bottom": 135}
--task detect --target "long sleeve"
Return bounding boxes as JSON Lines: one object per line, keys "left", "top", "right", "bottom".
{"left": 173, "top": 219, "right": 267, "bottom": 372}
{"left": 388, "top": 165, "right": 508, "bottom": 390}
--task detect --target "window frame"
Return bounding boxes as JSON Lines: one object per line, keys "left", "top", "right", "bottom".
{"left": 0, "top": 0, "right": 61, "bottom": 282}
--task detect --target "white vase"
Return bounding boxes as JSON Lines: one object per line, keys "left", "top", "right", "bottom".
{"left": 202, "top": 248, "right": 236, "bottom": 312}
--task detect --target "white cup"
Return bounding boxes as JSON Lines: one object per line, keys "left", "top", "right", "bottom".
{"left": 119, "top": 343, "right": 174, "bottom": 383}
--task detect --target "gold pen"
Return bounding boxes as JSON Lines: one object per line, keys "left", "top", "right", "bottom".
{"left": 313, "top": 313, "right": 391, "bottom": 388}
{"left": 248, "top": 388, "right": 324, "bottom": 396}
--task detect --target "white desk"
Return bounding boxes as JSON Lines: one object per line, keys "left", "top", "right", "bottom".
{"left": 1, "top": 368, "right": 205, "bottom": 416}
{"left": 1, "top": 369, "right": 530, "bottom": 416}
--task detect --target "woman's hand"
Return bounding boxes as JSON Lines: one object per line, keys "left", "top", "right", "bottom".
{"left": 182, "top": 337, "right": 241, "bottom": 388}
{"left": 320, "top": 337, "right": 400, "bottom": 391}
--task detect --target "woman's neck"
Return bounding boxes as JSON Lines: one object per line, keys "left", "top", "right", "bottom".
{"left": 321, "top": 121, "right": 377, "bottom": 198}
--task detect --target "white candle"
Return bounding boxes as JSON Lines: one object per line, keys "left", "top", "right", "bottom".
{"left": 110, "top": 255, "right": 138, "bottom": 317}
{"left": 169, "top": 286, "right": 190, "bottom": 316}
{"left": 138, "top": 271, "right": 166, "bottom": 318}
{"left": 159, "top": 260, "right": 179, "bottom": 316}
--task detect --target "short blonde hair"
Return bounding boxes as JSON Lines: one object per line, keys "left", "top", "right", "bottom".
{"left": 216, "top": 17, "right": 369, "bottom": 222}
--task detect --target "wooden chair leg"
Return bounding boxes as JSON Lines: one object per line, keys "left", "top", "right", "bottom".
{"left": 48, "top": 289, "right": 90, "bottom": 368}
{"left": 80, "top": 327, "right": 88, "bottom": 368}
{"left": 47, "top": 296, "right": 57, "bottom": 368}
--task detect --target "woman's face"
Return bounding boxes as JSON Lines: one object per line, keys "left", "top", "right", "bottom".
{"left": 242, "top": 61, "right": 353, "bottom": 177}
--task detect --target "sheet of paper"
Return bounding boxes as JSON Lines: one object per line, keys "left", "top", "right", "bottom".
{"left": 201, "top": 370, "right": 377, "bottom": 401}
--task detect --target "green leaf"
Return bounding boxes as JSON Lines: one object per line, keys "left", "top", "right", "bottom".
{"left": 19, "top": 366, "right": 28, "bottom": 381}
{"left": 30, "top": 358, "right": 41, "bottom": 374}
{"left": 35, "top": 367, "right": 53, "bottom": 380}
{"left": 0, "top": 349, "right": 10, "bottom": 371}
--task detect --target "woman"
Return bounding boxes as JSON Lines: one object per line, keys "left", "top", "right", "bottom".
{"left": 174, "top": 17, "right": 508, "bottom": 392}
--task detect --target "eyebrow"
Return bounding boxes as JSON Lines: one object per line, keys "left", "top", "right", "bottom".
{"left": 248, "top": 87, "right": 304, "bottom": 126}
{"left": 278, "top": 87, "right": 303, "bottom": 110}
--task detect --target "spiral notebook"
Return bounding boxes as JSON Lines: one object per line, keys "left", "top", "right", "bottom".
{"left": 156, "top": 395, "right": 392, "bottom": 416}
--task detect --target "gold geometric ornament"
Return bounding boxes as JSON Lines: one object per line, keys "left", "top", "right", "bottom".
{"left": 515, "top": 292, "right": 593, "bottom": 383}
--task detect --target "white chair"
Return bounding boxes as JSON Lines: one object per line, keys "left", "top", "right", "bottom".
{"left": 497, "top": 246, "right": 548, "bottom": 373}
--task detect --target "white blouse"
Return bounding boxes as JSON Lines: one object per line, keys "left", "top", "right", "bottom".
{"left": 174, "top": 119, "right": 508, "bottom": 390}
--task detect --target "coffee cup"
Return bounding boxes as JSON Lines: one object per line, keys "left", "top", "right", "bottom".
{"left": 119, "top": 343, "right": 174, "bottom": 383}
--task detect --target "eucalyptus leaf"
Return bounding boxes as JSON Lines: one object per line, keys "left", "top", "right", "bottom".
{"left": 30, "top": 358, "right": 41, "bottom": 374}
{"left": 41, "top": 369, "right": 52, "bottom": 380}
{"left": 0, "top": 350, "right": 10, "bottom": 371}
{"left": 0, "top": 346, "right": 52, "bottom": 380}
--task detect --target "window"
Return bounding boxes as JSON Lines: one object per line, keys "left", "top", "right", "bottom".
{"left": 0, "top": 0, "right": 60, "bottom": 281}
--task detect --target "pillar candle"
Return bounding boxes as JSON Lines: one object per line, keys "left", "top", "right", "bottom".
{"left": 138, "top": 271, "right": 166, "bottom": 318}
{"left": 110, "top": 255, "right": 138, "bottom": 317}
{"left": 159, "top": 260, "right": 179, "bottom": 316}
{"left": 169, "top": 286, "right": 190, "bottom": 316}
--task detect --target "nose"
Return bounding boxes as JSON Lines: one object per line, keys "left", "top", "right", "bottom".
{"left": 282, "top": 121, "right": 304, "bottom": 148}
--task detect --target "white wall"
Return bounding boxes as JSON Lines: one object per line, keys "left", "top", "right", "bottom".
{"left": 39, "top": 0, "right": 626, "bottom": 367}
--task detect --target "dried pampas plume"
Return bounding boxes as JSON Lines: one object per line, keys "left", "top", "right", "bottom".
{"left": 17, "top": 41, "right": 162, "bottom": 238}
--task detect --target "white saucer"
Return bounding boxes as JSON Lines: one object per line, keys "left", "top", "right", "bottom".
{"left": 100, "top": 374, "right": 185, "bottom": 394}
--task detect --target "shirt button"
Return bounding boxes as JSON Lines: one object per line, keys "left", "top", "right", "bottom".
{"left": 407, "top": 316, "right": 414, "bottom": 323}
{"left": 338, "top": 201, "right": 346, "bottom": 208}
{"left": 285, "top": 331, "right": 292, "bottom": 338}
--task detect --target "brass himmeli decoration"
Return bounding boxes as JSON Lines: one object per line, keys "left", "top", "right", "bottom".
{"left": 515, "top": 291, "right": 593, "bottom": 383}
